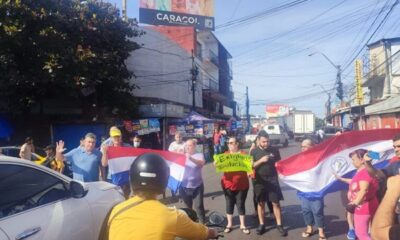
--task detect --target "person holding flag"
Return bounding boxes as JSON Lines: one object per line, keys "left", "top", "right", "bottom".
{"left": 217, "top": 136, "right": 250, "bottom": 235}
{"left": 335, "top": 149, "right": 379, "bottom": 240}
{"left": 364, "top": 134, "right": 400, "bottom": 180}
{"left": 101, "top": 126, "right": 131, "bottom": 198}
{"left": 179, "top": 139, "right": 206, "bottom": 224}
{"left": 298, "top": 139, "right": 327, "bottom": 240}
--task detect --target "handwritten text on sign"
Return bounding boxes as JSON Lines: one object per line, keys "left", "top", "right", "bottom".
{"left": 214, "top": 153, "right": 252, "bottom": 173}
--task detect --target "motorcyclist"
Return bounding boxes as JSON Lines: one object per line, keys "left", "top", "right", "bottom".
{"left": 107, "top": 153, "right": 218, "bottom": 240}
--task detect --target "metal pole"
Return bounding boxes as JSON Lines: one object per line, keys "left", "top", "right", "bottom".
{"left": 122, "top": 0, "right": 127, "bottom": 22}
{"left": 246, "top": 86, "right": 250, "bottom": 133}
{"left": 191, "top": 50, "right": 198, "bottom": 111}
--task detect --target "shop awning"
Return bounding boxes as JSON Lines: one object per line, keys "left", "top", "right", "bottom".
{"left": 365, "top": 95, "right": 400, "bottom": 115}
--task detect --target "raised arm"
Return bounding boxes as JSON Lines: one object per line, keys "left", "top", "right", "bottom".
{"left": 55, "top": 140, "right": 66, "bottom": 162}
{"left": 363, "top": 154, "right": 386, "bottom": 180}
{"left": 186, "top": 153, "right": 205, "bottom": 166}
{"left": 253, "top": 155, "right": 269, "bottom": 169}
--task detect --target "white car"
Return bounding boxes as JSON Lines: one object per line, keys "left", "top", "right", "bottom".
{"left": 0, "top": 156, "right": 125, "bottom": 240}
{"left": 263, "top": 124, "right": 289, "bottom": 147}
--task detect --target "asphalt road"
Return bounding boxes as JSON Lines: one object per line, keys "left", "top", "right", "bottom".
{"left": 167, "top": 141, "right": 349, "bottom": 240}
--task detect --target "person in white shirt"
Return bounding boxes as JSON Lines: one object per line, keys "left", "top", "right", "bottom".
{"left": 19, "top": 137, "right": 34, "bottom": 160}
{"left": 168, "top": 132, "right": 185, "bottom": 154}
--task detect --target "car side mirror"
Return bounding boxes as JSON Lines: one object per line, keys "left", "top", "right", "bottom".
{"left": 69, "top": 181, "right": 88, "bottom": 198}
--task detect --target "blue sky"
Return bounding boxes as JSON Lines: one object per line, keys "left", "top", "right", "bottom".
{"left": 106, "top": 0, "right": 400, "bottom": 118}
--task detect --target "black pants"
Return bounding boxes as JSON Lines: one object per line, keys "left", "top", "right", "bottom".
{"left": 223, "top": 188, "right": 248, "bottom": 215}
{"left": 179, "top": 184, "right": 206, "bottom": 223}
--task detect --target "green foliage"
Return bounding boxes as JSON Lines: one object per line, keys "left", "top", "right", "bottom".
{"left": 0, "top": 0, "right": 143, "bottom": 117}
{"left": 315, "top": 117, "right": 325, "bottom": 129}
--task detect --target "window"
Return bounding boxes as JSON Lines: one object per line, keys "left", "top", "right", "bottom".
{"left": 0, "top": 164, "right": 68, "bottom": 219}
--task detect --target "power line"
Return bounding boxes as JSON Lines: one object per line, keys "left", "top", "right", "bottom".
{"left": 341, "top": 0, "right": 399, "bottom": 72}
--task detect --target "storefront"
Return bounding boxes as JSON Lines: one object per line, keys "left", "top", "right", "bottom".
{"left": 168, "top": 111, "right": 215, "bottom": 161}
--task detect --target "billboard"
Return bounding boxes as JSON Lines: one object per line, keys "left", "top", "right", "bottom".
{"left": 266, "top": 104, "right": 289, "bottom": 118}
{"left": 139, "top": 0, "right": 215, "bottom": 30}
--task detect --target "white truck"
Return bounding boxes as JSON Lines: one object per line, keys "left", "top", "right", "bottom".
{"left": 291, "top": 111, "right": 315, "bottom": 141}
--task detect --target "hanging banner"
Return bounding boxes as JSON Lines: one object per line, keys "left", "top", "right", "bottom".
{"left": 213, "top": 153, "right": 253, "bottom": 173}
{"left": 139, "top": 0, "right": 215, "bottom": 30}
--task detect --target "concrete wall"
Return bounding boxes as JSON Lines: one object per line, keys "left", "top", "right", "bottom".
{"left": 127, "top": 27, "right": 202, "bottom": 107}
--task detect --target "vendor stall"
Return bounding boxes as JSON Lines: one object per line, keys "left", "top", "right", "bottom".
{"left": 168, "top": 111, "right": 214, "bottom": 161}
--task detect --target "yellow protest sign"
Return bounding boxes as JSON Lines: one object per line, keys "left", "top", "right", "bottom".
{"left": 213, "top": 153, "right": 253, "bottom": 173}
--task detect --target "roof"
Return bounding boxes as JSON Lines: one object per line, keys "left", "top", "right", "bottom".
{"left": 367, "top": 37, "right": 400, "bottom": 48}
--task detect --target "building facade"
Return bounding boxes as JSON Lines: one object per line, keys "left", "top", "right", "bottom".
{"left": 332, "top": 37, "right": 400, "bottom": 130}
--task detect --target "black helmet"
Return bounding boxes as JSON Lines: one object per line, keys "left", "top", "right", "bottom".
{"left": 129, "top": 153, "right": 170, "bottom": 194}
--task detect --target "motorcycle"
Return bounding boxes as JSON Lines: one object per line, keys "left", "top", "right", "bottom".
{"left": 176, "top": 208, "right": 225, "bottom": 240}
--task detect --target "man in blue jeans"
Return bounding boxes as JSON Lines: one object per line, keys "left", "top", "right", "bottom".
{"left": 298, "top": 139, "right": 327, "bottom": 240}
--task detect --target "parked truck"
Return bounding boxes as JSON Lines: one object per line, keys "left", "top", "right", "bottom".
{"left": 291, "top": 111, "right": 315, "bottom": 141}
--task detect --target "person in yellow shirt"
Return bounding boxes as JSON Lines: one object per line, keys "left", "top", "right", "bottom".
{"left": 107, "top": 153, "right": 218, "bottom": 240}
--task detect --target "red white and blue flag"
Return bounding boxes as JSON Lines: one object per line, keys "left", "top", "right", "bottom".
{"left": 107, "top": 147, "right": 187, "bottom": 192}
{"left": 276, "top": 129, "right": 400, "bottom": 199}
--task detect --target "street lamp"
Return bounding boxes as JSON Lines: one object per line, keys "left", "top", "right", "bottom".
{"left": 309, "top": 52, "right": 343, "bottom": 103}
{"left": 313, "top": 84, "right": 331, "bottom": 123}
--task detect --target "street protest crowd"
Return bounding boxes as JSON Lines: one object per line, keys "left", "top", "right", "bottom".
{"left": 14, "top": 127, "right": 400, "bottom": 240}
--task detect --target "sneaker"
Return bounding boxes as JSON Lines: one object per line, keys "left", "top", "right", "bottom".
{"left": 277, "top": 225, "right": 288, "bottom": 237}
{"left": 347, "top": 229, "right": 356, "bottom": 240}
{"left": 256, "top": 224, "right": 265, "bottom": 235}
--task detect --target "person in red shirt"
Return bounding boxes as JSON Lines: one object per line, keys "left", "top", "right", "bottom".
{"left": 218, "top": 136, "right": 250, "bottom": 235}
{"left": 213, "top": 129, "right": 221, "bottom": 154}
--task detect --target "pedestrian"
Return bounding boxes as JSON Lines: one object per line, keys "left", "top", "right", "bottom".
{"left": 120, "top": 120, "right": 135, "bottom": 145}
{"left": 249, "top": 136, "right": 274, "bottom": 221}
{"left": 371, "top": 175, "right": 400, "bottom": 240}
{"left": 219, "top": 129, "right": 227, "bottom": 153}
{"left": 179, "top": 139, "right": 206, "bottom": 223}
{"left": 213, "top": 129, "right": 221, "bottom": 155}
{"left": 167, "top": 132, "right": 185, "bottom": 199}
{"left": 101, "top": 126, "right": 131, "bottom": 198}
{"left": 168, "top": 132, "right": 185, "bottom": 154}
{"left": 251, "top": 130, "right": 287, "bottom": 236}
{"left": 19, "top": 137, "right": 34, "bottom": 160}
{"left": 298, "top": 139, "right": 327, "bottom": 239}
{"left": 335, "top": 149, "right": 379, "bottom": 240}
{"left": 364, "top": 134, "right": 400, "bottom": 180}
{"left": 218, "top": 136, "right": 250, "bottom": 235}
{"left": 56, "top": 132, "right": 105, "bottom": 182}
{"left": 132, "top": 135, "right": 142, "bottom": 148}
{"left": 42, "top": 144, "right": 63, "bottom": 173}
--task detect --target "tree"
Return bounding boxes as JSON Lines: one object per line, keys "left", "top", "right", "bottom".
{"left": 0, "top": 0, "right": 143, "bottom": 118}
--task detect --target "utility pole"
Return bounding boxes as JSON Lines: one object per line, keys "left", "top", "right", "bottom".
{"left": 246, "top": 86, "right": 250, "bottom": 133}
{"left": 336, "top": 65, "right": 343, "bottom": 103}
{"left": 122, "top": 0, "right": 127, "bottom": 22}
{"left": 191, "top": 50, "right": 198, "bottom": 111}
{"left": 313, "top": 84, "right": 331, "bottom": 124}
{"left": 309, "top": 52, "right": 343, "bottom": 103}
